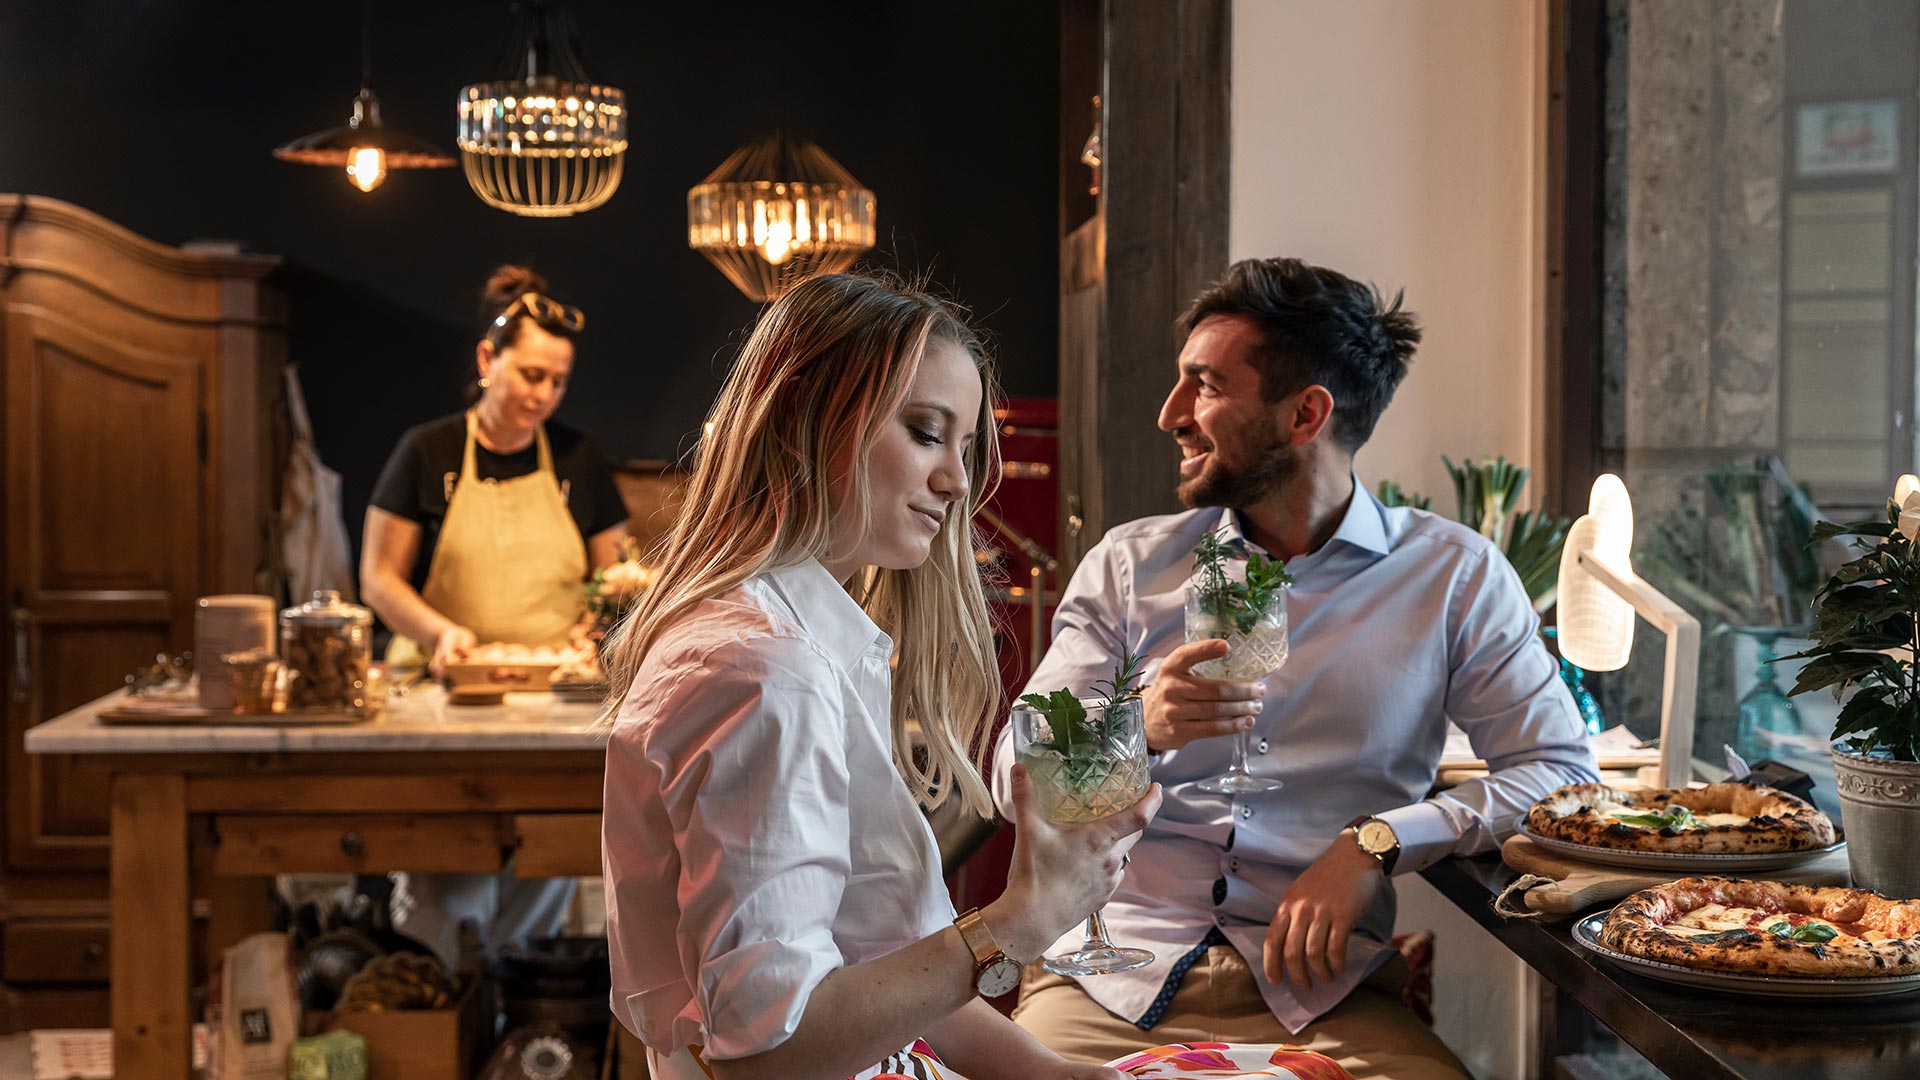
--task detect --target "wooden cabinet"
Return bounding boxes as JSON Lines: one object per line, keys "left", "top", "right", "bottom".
{"left": 0, "top": 195, "right": 283, "bottom": 1030}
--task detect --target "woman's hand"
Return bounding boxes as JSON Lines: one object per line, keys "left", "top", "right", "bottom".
{"left": 987, "top": 765, "right": 1162, "bottom": 960}
{"left": 1142, "top": 640, "right": 1264, "bottom": 752}
{"left": 430, "top": 625, "right": 477, "bottom": 677}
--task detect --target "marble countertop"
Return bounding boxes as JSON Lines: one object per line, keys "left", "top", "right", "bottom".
{"left": 23, "top": 687, "right": 609, "bottom": 755}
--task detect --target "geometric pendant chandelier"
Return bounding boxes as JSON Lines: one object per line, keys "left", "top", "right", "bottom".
{"left": 687, "top": 133, "right": 876, "bottom": 302}
{"left": 458, "top": 2, "right": 628, "bottom": 217}
{"left": 273, "top": 3, "right": 455, "bottom": 193}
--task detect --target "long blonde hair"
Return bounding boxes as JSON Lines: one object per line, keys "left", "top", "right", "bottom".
{"left": 599, "top": 273, "right": 1004, "bottom": 818}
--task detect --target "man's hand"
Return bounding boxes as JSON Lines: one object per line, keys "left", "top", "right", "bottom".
{"left": 1142, "top": 640, "right": 1265, "bottom": 753}
{"left": 1264, "top": 829, "right": 1385, "bottom": 991}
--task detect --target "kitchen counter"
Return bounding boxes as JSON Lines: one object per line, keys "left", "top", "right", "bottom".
{"left": 25, "top": 686, "right": 609, "bottom": 1080}
{"left": 25, "top": 686, "right": 608, "bottom": 754}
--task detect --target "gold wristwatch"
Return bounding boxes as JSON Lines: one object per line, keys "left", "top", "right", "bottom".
{"left": 1344, "top": 814, "right": 1401, "bottom": 875}
{"left": 954, "top": 908, "right": 1023, "bottom": 998}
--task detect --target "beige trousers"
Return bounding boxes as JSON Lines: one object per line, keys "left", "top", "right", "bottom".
{"left": 1012, "top": 946, "right": 1469, "bottom": 1080}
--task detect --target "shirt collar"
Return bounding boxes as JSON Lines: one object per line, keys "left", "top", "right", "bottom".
{"left": 760, "top": 558, "right": 890, "bottom": 665}
{"left": 1214, "top": 472, "right": 1391, "bottom": 559}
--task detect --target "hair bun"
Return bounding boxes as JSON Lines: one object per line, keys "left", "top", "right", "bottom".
{"left": 482, "top": 264, "right": 549, "bottom": 309}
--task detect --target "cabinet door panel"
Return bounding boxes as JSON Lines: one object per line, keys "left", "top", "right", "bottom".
{"left": 5, "top": 308, "right": 204, "bottom": 870}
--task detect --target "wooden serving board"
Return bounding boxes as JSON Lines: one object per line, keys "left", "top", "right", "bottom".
{"left": 98, "top": 699, "right": 368, "bottom": 726}
{"left": 1497, "top": 834, "right": 1852, "bottom": 920}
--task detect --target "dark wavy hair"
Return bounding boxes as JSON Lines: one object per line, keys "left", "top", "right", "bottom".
{"left": 477, "top": 264, "right": 579, "bottom": 349}
{"left": 1177, "top": 257, "right": 1422, "bottom": 452}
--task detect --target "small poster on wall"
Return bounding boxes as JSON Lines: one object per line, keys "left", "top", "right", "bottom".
{"left": 1796, "top": 99, "right": 1900, "bottom": 176}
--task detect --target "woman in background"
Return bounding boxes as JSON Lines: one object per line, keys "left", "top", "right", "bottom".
{"left": 363, "top": 264, "right": 628, "bottom": 677}
{"left": 361, "top": 264, "right": 627, "bottom": 964}
{"left": 601, "top": 273, "right": 1159, "bottom": 1080}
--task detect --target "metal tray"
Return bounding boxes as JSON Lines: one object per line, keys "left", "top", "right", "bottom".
{"left": 1572, "top": 911, "right": 1920, "bottom": 999}
{"left": 1515, "top": 816, "right": 1846, "bottom": 871}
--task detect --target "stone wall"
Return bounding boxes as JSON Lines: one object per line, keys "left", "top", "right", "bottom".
{"left": 1596, "top": 0, "right": 1786, "bottom": 755}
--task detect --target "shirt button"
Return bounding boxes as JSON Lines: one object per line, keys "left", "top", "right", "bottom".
{"left": 1229, "top": 857, "right": 1241, "bottom": 872}
{"left": 1216, "top": 913, "right": 1228, "bottom": 926}
{"left": 1256, "top": 739, "right": 1269, "bottom": 754}
{"left": 1239, "top": 805, "right": 1253, "bottom": 820}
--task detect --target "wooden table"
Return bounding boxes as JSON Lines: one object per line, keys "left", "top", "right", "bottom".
{"left": 24, "top": 688, "right": 607, "bottom": 1080}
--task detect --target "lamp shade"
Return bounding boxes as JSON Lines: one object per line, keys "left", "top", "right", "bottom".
{"left": 457, "top": 4, "right": 628, "bottom": 217}
{"left": 688, "top": 134, "right": 876, "bottom": 302}
{"left": 1556, "top": 474, "right": 1637, "bottom": 672}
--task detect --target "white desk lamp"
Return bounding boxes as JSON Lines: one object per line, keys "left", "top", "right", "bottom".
{"left": 1555, "top": 474, "right": 1702, "bottom": 788}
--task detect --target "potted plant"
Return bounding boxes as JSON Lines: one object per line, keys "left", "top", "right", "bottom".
{"left": 1784, "top": 481, "right": 1920, "bottom": 896}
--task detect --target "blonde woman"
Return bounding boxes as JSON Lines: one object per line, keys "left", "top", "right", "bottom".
{"left": 601, "top": 274, "right": 1160, "bottom": 1080}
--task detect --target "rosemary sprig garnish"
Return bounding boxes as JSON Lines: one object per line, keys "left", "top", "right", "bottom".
{"left": 1192, "top": 529, "right": 1293, "bottom": 634}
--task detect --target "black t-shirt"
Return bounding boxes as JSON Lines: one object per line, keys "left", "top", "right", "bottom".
{"left": 369, "top": 413, "right": 628, "bottom": 591}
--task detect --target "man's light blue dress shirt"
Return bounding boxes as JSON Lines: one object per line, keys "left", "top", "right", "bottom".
{"left": 990, "top": 476, "right": 1599, "bottom": 1032}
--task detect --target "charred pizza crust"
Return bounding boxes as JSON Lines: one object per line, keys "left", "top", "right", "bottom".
{"left": 1600, "top": 877, "right": 1920, "bottom": 977}
{"left": 1526, "top": 781, "right": 1834, "bottom": 853}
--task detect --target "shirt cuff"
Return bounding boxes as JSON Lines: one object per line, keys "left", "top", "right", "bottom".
{"left": 1374, "top": 800, "right": 1462, "bottom": 875}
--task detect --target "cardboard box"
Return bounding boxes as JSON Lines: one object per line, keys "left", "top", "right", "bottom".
{"left": 308, "top": 979, "right": 487, "bottom": 1080}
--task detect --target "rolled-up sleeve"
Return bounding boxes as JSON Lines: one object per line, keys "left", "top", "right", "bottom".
{"left": 1382, "top": 548, "right": 1600, "bottom": 873}
{"left": 645, "top": 639, "right": 853, "bottom": 1060}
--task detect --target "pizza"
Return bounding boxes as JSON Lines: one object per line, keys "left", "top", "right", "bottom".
{"left": 1600, "top": 877, "right": 1920, "bottom": 977}
{"left": 1526, "top": 781, "right": 1834, "bottom": 853}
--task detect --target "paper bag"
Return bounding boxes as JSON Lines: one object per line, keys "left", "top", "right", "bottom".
{"left": 218, "top": 931, "right": 302, "bottom": 1080}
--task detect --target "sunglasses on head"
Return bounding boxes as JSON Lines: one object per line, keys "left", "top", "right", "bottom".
{"left": 489, "top": 291, "right": 585, "bottom": 345}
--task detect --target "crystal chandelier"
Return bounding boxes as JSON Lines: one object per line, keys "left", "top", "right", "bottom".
{"left": 458, "top": 3, "right": 628, "bottom": 217}
{"left": 688, "top": 134, "right": 877, "bottom": 302}
{"left": 273, "top": 3, "right": 454, "bottom": 192}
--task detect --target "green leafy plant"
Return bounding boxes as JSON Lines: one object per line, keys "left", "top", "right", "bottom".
{"left": 1019, "top": 650, "right": 1150, "bottom": 790}
{"left": 1634, "top": 457, "right": 1820, "bottom": 630}
{"left": 1782, "top": 500, "right": 1920, "bottom": 761}
{"left": 1445, "top": 456, "right": 1571, "bottom": 612}
{"left": 1375, "top": 479, "right": 1431, "bottom": 511}
{"left": 1191, "top": 530, "right": 1293, "bottom": 634}
{"left": 1378, "top": 458, "right": 1568, "bottom": 612}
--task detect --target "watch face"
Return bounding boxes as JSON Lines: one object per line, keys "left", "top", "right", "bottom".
{"left": 1358, "top": 820, "right": 1396, "bottom": 854}
{"left": 978, "top": 956, "right": 1023, "bottom": 998}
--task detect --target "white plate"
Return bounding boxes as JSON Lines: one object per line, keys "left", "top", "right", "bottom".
{"left": 1514, "top": 816, "right": 1846, "bottom": 871}
{"left": 1573, "top": 912, "right": 1920, "bottom": 999}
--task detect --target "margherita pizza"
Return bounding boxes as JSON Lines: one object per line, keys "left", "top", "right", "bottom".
{"left": 1600, "top": 877, "right": 1920, "bottom": 977}
{"left": 1526, "top": 781, "right": 1834, "bottom": 853}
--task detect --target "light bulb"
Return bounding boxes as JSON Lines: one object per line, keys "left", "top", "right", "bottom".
{"left": 760, "top": 218, "right": 794, "bottom": 265}
{"left": 346, "top": 147, "right": 387, "bottom": 192}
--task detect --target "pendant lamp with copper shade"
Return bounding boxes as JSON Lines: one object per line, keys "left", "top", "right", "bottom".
{"left": 273, "top": 1, "right": 455, "bottom": 192}
{"left": 458, "top": 2, "right": 629, "bottom": 218}
{"left": 687, "top": 134, "right": 877, "bottom": 302}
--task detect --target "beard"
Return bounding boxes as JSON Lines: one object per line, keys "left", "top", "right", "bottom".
{"left": 1175, "top": 425, "right": 1300, "bottom": 509}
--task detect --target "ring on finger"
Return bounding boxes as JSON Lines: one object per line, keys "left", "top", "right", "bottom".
{"left": 1120, "top": 852, "right": 1131, "bottom": 869}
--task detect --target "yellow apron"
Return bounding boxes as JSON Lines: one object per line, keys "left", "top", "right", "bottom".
{"left": 390, "top": 410, "right": 587, "bottom": 663}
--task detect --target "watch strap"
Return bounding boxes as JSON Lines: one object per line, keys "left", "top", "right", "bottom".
{"left": 954, "top": 907, "right": 1002, "bottom": 966}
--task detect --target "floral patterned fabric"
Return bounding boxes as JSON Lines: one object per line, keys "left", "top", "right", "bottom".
{"left": 1105, "top": 1043, "right": 1358, "bottom": 1080}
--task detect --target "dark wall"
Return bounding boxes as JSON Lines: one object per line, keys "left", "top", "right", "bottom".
{"left": 0, "top": 0, "right": 1059, "bottom": 549}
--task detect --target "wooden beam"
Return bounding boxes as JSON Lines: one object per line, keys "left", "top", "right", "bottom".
{"left": 1543, "top": 0, "right": 1608, "bottom": 515}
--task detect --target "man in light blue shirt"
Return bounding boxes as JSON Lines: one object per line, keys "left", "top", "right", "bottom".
{"left": 991, "top": 258, "right": 1598, "bottom": 1077}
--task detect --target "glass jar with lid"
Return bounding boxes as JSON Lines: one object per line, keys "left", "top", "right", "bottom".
{"left": 280, "top": 589, "right": 373, "bottom": 714}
